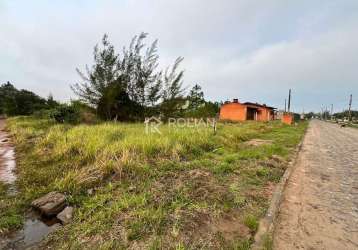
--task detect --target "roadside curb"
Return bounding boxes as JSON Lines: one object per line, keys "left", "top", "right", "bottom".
{"left": 251, "top": 131, "right": 307, "bottom": 250}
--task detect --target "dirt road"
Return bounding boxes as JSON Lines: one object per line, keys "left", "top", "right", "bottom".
{"left": 0, "top": 119, "right": 16, "bottom": 185}
{"left": 274, "top": 120, "right": 358, "bottom": 249}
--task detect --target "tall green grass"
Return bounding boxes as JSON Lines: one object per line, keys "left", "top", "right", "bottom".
{"left": 1, "top": 117, "right": 307, "bottom": 249}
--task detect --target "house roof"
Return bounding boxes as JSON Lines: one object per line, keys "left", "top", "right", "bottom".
{"left": 243, "top": 102, "right": 276, "bottom": 110}
{"left": 221, "top": 100, "right": 276, "bottom": 110}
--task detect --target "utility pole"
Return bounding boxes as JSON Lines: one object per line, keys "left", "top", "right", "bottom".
{"left": 325, "top": 106, "right": 328, "bottom": 120}
{"left": 288, "top": 89, "right": 291, "bottom": 113}
{"left": 331, "top": 104, "right": 333, "bottom": 120}
{"left": 348, "top": 94, "right": 352, "bottom": 121}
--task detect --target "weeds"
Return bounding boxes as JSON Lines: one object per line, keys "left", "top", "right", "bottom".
{"left": 243, "top": 214, "right": 259, "bottom": 232}
{"left": 0, "top": 117, "right": 307, "bottom": 248}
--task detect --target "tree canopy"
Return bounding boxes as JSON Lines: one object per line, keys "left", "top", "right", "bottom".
{"left": 0, "top": 82, "right": 54, "bottom": 116}
{"left": 72, "top": 33, "right": 185, "bottom": 121}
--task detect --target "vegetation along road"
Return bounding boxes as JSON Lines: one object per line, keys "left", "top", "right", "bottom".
{"left": 0, "top": 117, "right": 307, "bottom": 249}
{"left": 274, "top": 120, "right": 358, "bottom": 249}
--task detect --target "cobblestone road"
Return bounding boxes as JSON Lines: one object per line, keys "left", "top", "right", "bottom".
{"left": 274, "top": 120, "right": 358, "bottom": 249}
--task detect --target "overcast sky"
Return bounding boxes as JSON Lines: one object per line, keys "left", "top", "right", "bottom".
{"left": 1, "top": 0, "right": 357, "bottom": 112}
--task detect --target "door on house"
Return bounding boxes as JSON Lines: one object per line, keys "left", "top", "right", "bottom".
{"left": 246, "top": 107, "right": 257, "bottom": 120}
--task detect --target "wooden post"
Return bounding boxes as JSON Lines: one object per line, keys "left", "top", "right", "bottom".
{"left": 213, "top": 118, "right": 217, "bottom": 135}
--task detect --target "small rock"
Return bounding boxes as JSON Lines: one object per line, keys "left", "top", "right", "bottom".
{"left": 245, "top": 139, "right": 272, "bottom": 146}
{"left": 128, "top": 186, "right": 136, "bottom": 192}
{"left": 233, "top": 170, "right": 241, "bottom": 175}
{"left": 56, "top": 206, "right": 74, "bottom": 225}
{"left": 31, "top": 192, "right": 66, "bottom": 216}
{"left": 87, "top": 188, "right": 94, "bottom": 195}
{"left": 271, "top": 154, "right": 284, "bottom": 163}
{"left": 260, "top": 159, "right": 277, "bottom": 168}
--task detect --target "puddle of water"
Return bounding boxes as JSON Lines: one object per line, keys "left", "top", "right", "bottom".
{"left": 0, "top": 121, "right": 62, "bottom": 249}
{"left": 0, "top": 146, "right": 17, "bottom": 185}
{"left": 1, "top": 212, "right": 61, "bottom": 250}
{"left": 0, "top": 122, "right": 17, "bottom": 196}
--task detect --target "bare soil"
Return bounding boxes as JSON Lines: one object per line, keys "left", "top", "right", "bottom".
{"left": 274, "top": 120, "right": 358, "bottom": 249}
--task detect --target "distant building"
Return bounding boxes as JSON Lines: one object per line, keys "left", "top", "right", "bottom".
{"left": 282, "top": 112, "right": 294, "bottom": 125}
{"left": 276, "top": 110, "right": 285, "bottom": 120}
{"left": 219, "top": 99, "right": 275, "bottom": 122}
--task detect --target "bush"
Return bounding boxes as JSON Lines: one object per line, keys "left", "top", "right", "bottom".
{"left": 33, "top": 102, "right": 98, "bottom": 124}
{"left": 33, "top": 109, "right": 56, "bottom": 119}
{"left": 52, "top": 104, "right": 80, "bottom": 124}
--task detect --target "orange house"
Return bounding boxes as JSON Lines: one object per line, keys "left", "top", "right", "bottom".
{"left": 219, "top": 99, "right": 275, "bottom": 122}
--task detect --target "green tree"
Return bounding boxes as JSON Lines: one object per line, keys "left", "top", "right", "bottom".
{"left": 184, "top": 101, "right": 219, "bottom": 118}
{"left": 0, "top": 82, "right": 18, "bottom": 115}
{"left": 72, "top": 33, "right": 185, "bottom": 121}
{"left": 14, "top": 89, "right": 46, "bottom": 115}
{"left": 187, "top": 84, "right": 205, "bottom": 110}
{"left": 46, "top": 94, "right": 59, "bottom": 109}
{"left": 334, "top": 110, "right": 358, "bottom": 119}
{"left": 71, "top": 34, "right": 123, "bottom": 119}
{"left": 159, "top": 57, "right": 185, "bottom": 119}
{"left": 0, "top": 82, "right": 48, "bottom": 116}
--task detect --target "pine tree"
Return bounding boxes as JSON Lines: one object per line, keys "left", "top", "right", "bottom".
{"left": 188, "top": 84, "right": 204, "bottom": 110}
{"left": 72, "top": 33, "right": 185, "bottom": 121}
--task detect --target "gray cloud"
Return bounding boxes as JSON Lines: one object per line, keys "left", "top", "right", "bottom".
{"left": 0, "top": 0, "right": 357, "bottom": 112}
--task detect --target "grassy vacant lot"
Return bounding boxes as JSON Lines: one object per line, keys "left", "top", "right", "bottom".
{"left": 0, "top": 117, "right": 307, "bottom": 249}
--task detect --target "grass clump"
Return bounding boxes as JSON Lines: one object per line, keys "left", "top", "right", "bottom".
{"left": 243, "top": 214, "right": 259, "bottom": 232}
{"left": 0, "top": 183, "right": 24, "bottom": 233}
{"left": 0, "top": 117, "right": 307, "bottom": 249}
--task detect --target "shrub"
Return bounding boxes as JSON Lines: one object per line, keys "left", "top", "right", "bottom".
{"left": 33, "top": 109, "right": 56, "bottom": 119}
{"left": 52, "top": 104, "right": 80, "bottom": 124}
